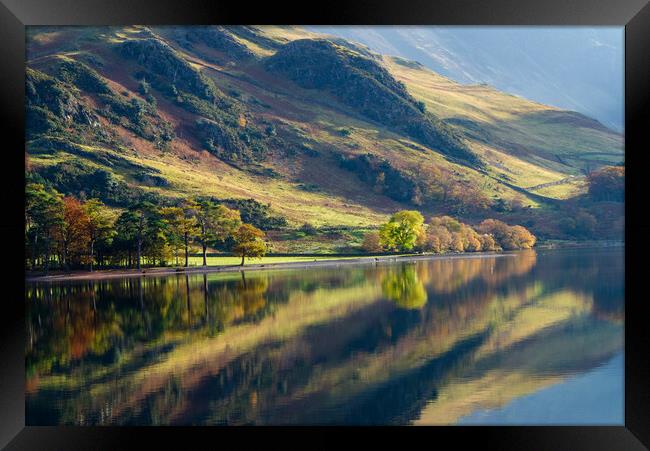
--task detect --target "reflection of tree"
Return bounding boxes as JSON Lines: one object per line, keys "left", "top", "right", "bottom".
{"left": 208, "top": 273, "right": 270, "bottom": 331}
{"left": 26, "top": 283, "right": 121, "bottom": 381}
{"left": 381, "top": 265, "right": 427, "bottom": 310}
{"left": 25, "top": 272, "right": 274, "bottom": 389}
{"left": 237, "top": 272, "right": 269, "bottom": 319}
{"left": 417, "top": 250, "right": 537, "bottom": 294}
{"left": 26, "top": 249, "right": 623, "bottom": 426}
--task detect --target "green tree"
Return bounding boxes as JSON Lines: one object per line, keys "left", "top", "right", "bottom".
{"left": 83, "top": 199, "right": 115, "bottom": 271}
{"left": 381, "top": 265, "right": 427, "bottom": 309}
{"left": 194, "top": 199, "right": 241, "bottom": 266}
{"left": 142, "top": 208, "right": 169, "bottom": 267}
{"left": 161, "top": 206, "right": 186, "bottom": 266}
{"left": 132, "top": 203, "right": 151, "bottom": 270}
{"left": 233, "top": 223, "right": 268, "bottom": 266}
{"left": 114, "top": 210, "right": 139, "bottom": 268}
{"left": 115, "top": 202, "right": 160, "bottom": 269}
{"left": 25, "top": 183, "right": 63, "bottom": 270}
{"left": 379, "top": 210, "right": 425, "bottom": 252}
{"left": 161, "top": 201, "right": 200, "bottom": 267}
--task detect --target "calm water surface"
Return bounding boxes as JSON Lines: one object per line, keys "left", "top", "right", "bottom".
{"left": 26, "top": 247, "right": 624, "bottom": 425}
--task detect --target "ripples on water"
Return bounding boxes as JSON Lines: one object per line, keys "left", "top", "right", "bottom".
{"left": 25, "top": 248, "right": 624, "bottom": 425}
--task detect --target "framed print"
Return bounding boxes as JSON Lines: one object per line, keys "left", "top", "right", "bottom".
{"left": 1, "top": 0, "right": 648, "bottom": 448}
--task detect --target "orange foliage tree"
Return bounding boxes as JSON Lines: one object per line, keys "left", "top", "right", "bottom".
{"left": 52, "top": 197, "right": 91, "bottom": 269}
{"left": 476, "top": 219, "right": 536, "bottom": 250}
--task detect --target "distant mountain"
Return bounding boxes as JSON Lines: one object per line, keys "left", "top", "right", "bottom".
{"left": 308, "top": 26, "right": 624, "bottom": 132}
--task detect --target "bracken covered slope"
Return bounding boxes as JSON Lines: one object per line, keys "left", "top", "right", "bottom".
{"left": 25, "top": 26, "right": 624, "bottom": 251}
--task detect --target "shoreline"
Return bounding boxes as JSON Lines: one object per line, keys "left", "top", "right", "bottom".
{"left": 25, "top": 241, "right": 624, "bottom": 283}
{"left": 26, "top": 251, "right": 517, "bottom": 282}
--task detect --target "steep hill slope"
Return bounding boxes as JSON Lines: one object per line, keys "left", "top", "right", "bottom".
{"left": 307, "top": 26, "right": 624, "bottom": 132}
{"left": 25, "top": 26, "right": 624, "bottom": 251}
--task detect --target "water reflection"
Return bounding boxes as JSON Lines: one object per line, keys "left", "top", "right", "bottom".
{"left": 381, "top": 265, "right": 427, "bottom": 309}
{"left": 25, "top": 248, "right": 623, "bottom": 425}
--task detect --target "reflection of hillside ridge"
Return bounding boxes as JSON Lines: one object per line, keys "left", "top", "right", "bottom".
{"left": 266, "top": 332, "right": 491, "bottom": 425}
{"left": 527, "top": 249, "right": 623, "bottom": 322}
{"left": 255, "top": 284, "right": 539, "bottom": 421}
{"left": 26, "top": 271, "right": 385, "bottom": 424}
{"left": 180, "top": 283, "right": 560, "bottom": 423}
{"left": 25, "top": 250, "right": 623, "bottom": 425}
{"left": 27, "top": 256, "right": 534, "bottom": 423}
{"left": 200, "top": 282, "right": 610, "bottom": 425}
{"left": 414, "top": 318, "right": 622, "bottom": 425}
{"left": 266, "top": 287, "right": 615, "bottom": 425}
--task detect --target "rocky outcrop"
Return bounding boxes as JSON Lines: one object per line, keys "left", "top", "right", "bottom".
{"left": 119, "top": 38, "right": 218, "bottom": 102}
{"left": 182, "top": 26, "right": 255, "bottom": 60}
{"left": 265, "top": 39, "right": 481, "bottom": 166}
{"left": 338, "top": 153, "right": 421, "bottom": 204}
{"left": 26, "top": 68, "right": 98, "bottom": 127}
{"left": 196, "top": 118, "right": 261, "bottom": 163}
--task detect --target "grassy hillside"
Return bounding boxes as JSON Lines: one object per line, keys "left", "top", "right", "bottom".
{"left": 25, "top": 26, "right": 624, "bottom": 252}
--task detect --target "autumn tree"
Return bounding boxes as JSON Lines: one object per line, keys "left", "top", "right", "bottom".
{"left": 587, "top": 166, "right": 624, "bottom": 201}
{"left": 422, "top": 225, "right": 452, "bottom": 253}
{"left": 509, "top": 225, "right": 537, "bottom": 249}
{"left": 422, "top": 216, "right": 477, "bottom": 253}
{"left": 477, "top": 219, "right": 536, "bottom": 250}
{"left": 361, "top": 231, "right": 383, "bottom": 253}
{"left": 52, "top": 196, "right": 91, "bottom": 269}
{"left": 478, "top": 233, "right": 499, "bottom": 251}
{"left": 233, "top": 223, "right": 268, "bottom": 266}
{"left": 379, "top": 210, "right": 425, "bottom": 252}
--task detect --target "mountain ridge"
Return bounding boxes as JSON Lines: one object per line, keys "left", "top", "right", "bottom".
{"left": 25, "top": 25, "right": 624, "bottom": 250}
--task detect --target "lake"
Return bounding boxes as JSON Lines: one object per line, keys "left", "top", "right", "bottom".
{"left": 25, "top": 247, "right": 624, "bottom": 425}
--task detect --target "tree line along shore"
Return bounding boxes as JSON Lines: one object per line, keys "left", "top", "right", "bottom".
{"left": 26, "top": 181, "right": 537, "bottom": 274}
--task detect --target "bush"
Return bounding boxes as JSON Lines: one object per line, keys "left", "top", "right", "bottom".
{"left": 220, "top": 198, "right": 287, "bottom": 230}
{"left": 300, "top": 223, "right": 318, "bottom": 235}
{"left": 477, "top": 219, "right": 536, "bottom": 250}
{"left": 362, "top": 231, "right": 383, "bottom": 253}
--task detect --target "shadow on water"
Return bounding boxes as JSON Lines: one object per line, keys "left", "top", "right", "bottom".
{"left": 25, "top": 248, "right": 624, "bottom": 425}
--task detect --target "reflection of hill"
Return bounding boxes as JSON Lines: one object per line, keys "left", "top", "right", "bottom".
{"left": 253, "top": 284, "right": 603, "bottom": 425}
{"left": 26, "top": 268, "right": 384, "bottom": 424}
{"left": 414, "top": 318, "right": 622, "bottom": 425}
{"left": 26, "top": 249, "right": 623, "bottom": 425}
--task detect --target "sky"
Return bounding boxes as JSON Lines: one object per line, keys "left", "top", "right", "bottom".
{"left": 308, "top": 26, "right": 624, "bottom": 132}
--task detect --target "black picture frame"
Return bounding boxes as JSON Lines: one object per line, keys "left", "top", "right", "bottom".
{"left": 1, "top": 0, "right": 648, "bottom": 448}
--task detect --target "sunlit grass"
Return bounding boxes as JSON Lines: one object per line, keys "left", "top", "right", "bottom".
{"left": 185, "top": 255, "right": 375, "bottom": 267}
